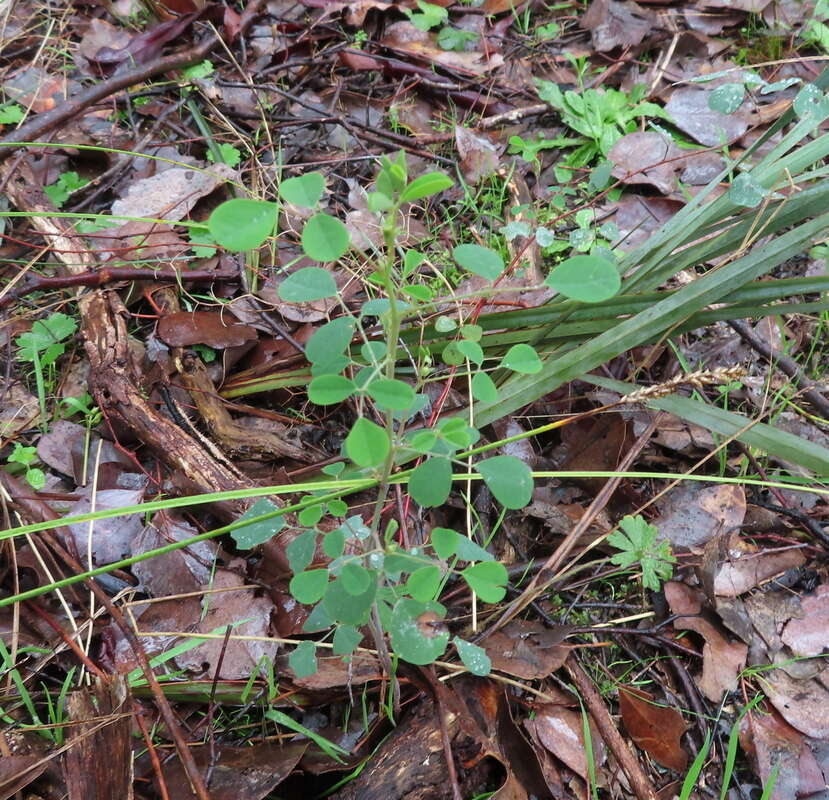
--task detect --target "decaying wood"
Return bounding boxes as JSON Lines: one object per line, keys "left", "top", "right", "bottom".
{"left": 63, "top": 676, "right": 133, "bottom": 800}
{"left": 0, "top": 165, "right": 263, "bottom": 499}
{"left": 151, "top": 287, "right": 311, "bottom": 462}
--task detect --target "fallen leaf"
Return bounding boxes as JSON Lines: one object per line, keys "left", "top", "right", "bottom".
{"left": 708, "top": 534, "right": 806, "bottom": 597}
{"left": 664, "top": 581, "right": 747, "bottom": 701}
{"left": 131, "top": 516, "right": 218, "bottom": 597}
{"left": 157, "top": 311, "right": 258, "bottom": 348}
{"left": 581, "top": 0, "right": 655, "bottom": 52}
{"left": 66, "top": 488, "right": 145, "bottom": 564}
{"left": 781, "top": 584, "right": 829, "bottom": 657}
{"left": 161, "top": 742, "right": 307, "bottom": 800}
{"left": 656, "top": 482, "right": 746, "bottom": 549}
{"left": 765, "top": 668, "right": 829, "bottom": 739}
{"left": 174, "top": 565, "right": 278, "bottom": 679}
{"left": 455, "top": 125, "right": 501, "bottom": 185}
{"left": 524, "top": 704, "right": 604, "bottom": 781}
{"left": 664, "top": 88, "right": 750, "bottom": 146}
{"left": 608, "top": 132, "right": 682, "bottom": 194}
{"left": 740, "top": 707, "right": 825, "bottom": 800}
{"left": 618, "top": 685, "right": 688, "bottom": 772}
{"left": 382, "top": 21, "right": 503, "bottom": 76}
{"left": 110, "top": 163, "right": 235, "bottom": 221}
{"left": 282, "top": 651, "right": 382, "bottom": 690}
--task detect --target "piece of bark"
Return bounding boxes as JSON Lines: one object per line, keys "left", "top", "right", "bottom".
{"left": 63, "top": 676, "right": 133, "bottom": 800}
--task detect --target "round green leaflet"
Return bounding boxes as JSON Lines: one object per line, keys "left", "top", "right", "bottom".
{"left": 409, "top": 457, "right": 452, "bottom": 507}
{"left": 301, "top": 213, "right": 350, "bottom": 262}
{"left": 454, "top": 637, "right": 491, "bottom": 676}
{"left": 279, "top": 172, "right": 325, "bottom": 208}
{"left": 389, "top": 598, "right": 450, "bottom": 665}
{"left": 279, "top": 267, "right": 338, "bottom": 303}
{"left": 545, "top": 254, "right": 620, "bottom": 303}
{"left": 452, "top": 244, "right": 504, "bottom": 281}
{"left": 309, "top": 375, "right": 356, "bottom": 405}
{"left": 289, "top": 569, "right": 329, "bottom": 604}
{"left": 345, "top": 418, "right": 390, "bottom": 467}
{"left": 501, "top": 343, "right": 541, "bottom": 374}
{"left": 406, "top": 565, "right": 442, "bottom": 602}
{"left": 461, "top": 561, "right": 508, "bottom": 603}
{"left": 475, "top": 455, "right": 533, "bottom": 509}
{"left": 471, "top": 372, "right": 498, "bottom": 404}
{"left": 365, "top": 378, "right": 416, "bottom": 411}
{"left": 208, "top": 199, "right": 277, "bottom": 252}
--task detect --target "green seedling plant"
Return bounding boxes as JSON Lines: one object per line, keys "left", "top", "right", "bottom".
{"left": 607, "top": 515, "right": 675, "bottom": 592}
{"left": 534, "top": 81, "right": 673, "bottom": 179}
{"left": 404, "top": 0, "right": 448, "bottom": 31}
{"left": 15, "top": 311, "right": 78, "bottom": 425}
{"left": 204, "top": 152, "right": 623, "bottom": 679}
{"left": 5, "top": 443, "right": 45, "bottom": 490}
{"left": 44, "top": 171, "right": 89, "bottom": 208}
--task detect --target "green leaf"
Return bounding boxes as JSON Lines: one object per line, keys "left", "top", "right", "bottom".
{"left": 454, "top": 637, "right": 491, "bottom": 676}
{"left": 340, "top": 562, "right": 372, "bottom": 596}
{"left": 389, "top": 598, "right": 449, "bottom": 664}
{"left": 0, "top": 104, "right": 24, "bottom": 124}
{"left": 729, "top": 173, "right": 767, "bottom": 208}
{"left": 290, "top": 569, "right": 329, "bottom": 604}
{"left": 453, "top": 244, "right": 504, "bottom": 281}
{"left": 301, "top": 213, "right": 350, "bottom": 261}
{"left": 607, "top": 515, "right": 675, "bottom": 592}
{"left": 208, "top": 199, "right": 277, "bottom": 252}
{"left": 298, "top": 503, "right": 324, "bottom": 527}
{"left": 406, "top": 565, "right": 442, "bottom": 602}
{"left": 435, "top": 316, "right": 457, "bottom": 333}
{"left": 306, "top": 317, "right": 355, "bottom": 364}
{"left": 345, "top": 418, "right": 390, "bottom": 467}
{"left": 456, "top": 339, "right": 484, "bottom": 365}
{"left": 322, "top": 575, "right": 376, "bottom": 624}
{"left": 278, "top": 267, "right": 338, "bottom": 302}
{"left": 500, "top": 343, "right": 541, "bottom": 374}
{"left": 409, "top": 457, "right": 452, "bottom": 507}
{"left": 431, "top": 527, "right": 458, "bottom": 560}
{"left": 471, "top": 372, "right": 499, "bottom": 403}
{"left": 333, "top": 625, "right": 362, "bottom": 655}
{"left": 280, "top": 172, "right": 325, "bottom": 208}
{"left": 322, "top": 529, "right": 345, "bottom": 559}
{"left": 454, "top": 534, "right": 494, "bottom": 563}
{"left": 475, "top": 455, "right": 533, "bottom": 509}
{"left": 16, "top": 313, "right": 76, "bottom": 362}
{"left": 399, "top": 172, "right": 453, "bottom": 203}
{"left": 365, "top": 378, "right": 416, "bottom": 410}
{"left": 302, "top": 601, "right": 334, "bottom": 632}
{"left": 708, "top": 83, "right": 745, "bottom": 114}
{"left": 461, "top": 562, "right": 508, "bottom": 603}
{"left": 286, "top": 529, "right": 317, "bottom": 573}
{"left": 267, "top": 709, "right": 348, "bottom": 760}
{"left": 288, "top": 640, "right": 318, "bottom": 678}
{"left": 545, "top": 254, "right": 620, "bottom": 303}
{"left": 231, "top": 499, "right": 284, "bottom": 549}
{"left": 309, "top": 374, "right": 356, "bottom": 405}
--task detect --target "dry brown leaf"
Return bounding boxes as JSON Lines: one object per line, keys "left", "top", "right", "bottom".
{"left": 781, "top": 584, "right": 829, "bottom": 657}
{"left": 709, "top": 534, "right": 806, "bottom": 597}
{"left": 524, "top": 704, "right": 604, "bottom": 781}
{"left": 455, "top": 125, "right": 500, "bottom": 185}
{"left": 656, "top": 482, "right": 746, "bottom": 549}
{"left": 665, "top": 88, "right": 750, "bottom": 146}
{"left": 618, "top": 685, "right": 688, "bottom": 772}
{"left": 608, "top": 131, "right": 681, "bottom": 194}
{"left": 581, "top": 0, "right": 655, "bottom": 52}
{"left": 157, "top": 311, "right": 258, "bottom": 348}
{"left": 482, "top": 621, "right": 570, "bottom": 680}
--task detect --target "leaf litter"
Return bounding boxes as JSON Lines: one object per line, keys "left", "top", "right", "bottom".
{"left": 3, "top": 0, "right": 829, "bottom": 797}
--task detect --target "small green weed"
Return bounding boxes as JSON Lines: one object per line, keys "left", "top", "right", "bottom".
{"left": 15, "top": 311, "right": 78, "bottom": 424}
{"left": 44, "top": 171, "right": 88, "bottom": 208}
{"left": 607, "top": 515, "right": 675, "bottom": 592}
{"left": 6, "top": 443, "right": 45, "bottom": 490}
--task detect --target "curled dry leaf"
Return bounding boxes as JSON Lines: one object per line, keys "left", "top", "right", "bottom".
{"left": 618, "top": 685, "right": 688, "bottom": 772}
{"left": 282, "top": 651, "right": 382, "bottom": 690}
{"left": 455, "top": 125, "right": 500, "bottom": 186}
{"left": 110, "top": 163, "right": 235, "bottom": 221}
{"left": 156, "top": 311, "right": 258, "bottom": 348}
{"left": 664, "top": 581, "right": 747, "bottom": 701}
{"left": 608, "top": 131, "right": 681, "bottom": 195}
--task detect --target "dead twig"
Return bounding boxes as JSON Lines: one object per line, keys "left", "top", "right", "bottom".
{"left": 565, "top": 654, "right": 658, "bottom": 800}
{"left": 727, "top": 318, "right": 829, "bottom": 419}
